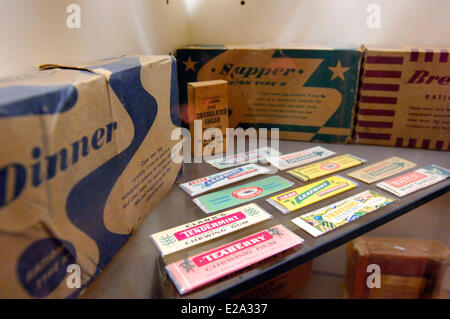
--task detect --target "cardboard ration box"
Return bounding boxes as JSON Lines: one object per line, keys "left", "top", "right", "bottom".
{"left": 235, "top": 261, "right": 313, "bottom": 299}
{"left": 177, "top": 44, "right": 362, "bottom": 143}
{"left": 355, "top": 45, "right": 450, "bottom": 150}
{"left": 188, "top": 80, "right": 228, "bottom": 157}
{"left": 346, "top": 237, "right": 449, "bottom": 299}
{"left": 0, "top": 55, "right": 182, "bottom": 298}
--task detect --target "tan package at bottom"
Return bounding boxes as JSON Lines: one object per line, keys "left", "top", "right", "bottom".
{"left": 346, "top": 237, "right": 449, "bottom": 299}
{"left": 235, "top": 261, "right": 313, "bottom": 299}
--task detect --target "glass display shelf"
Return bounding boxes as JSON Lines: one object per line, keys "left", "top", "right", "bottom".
{"left": 82, "top": 140, "right": 449, "bottom": 299}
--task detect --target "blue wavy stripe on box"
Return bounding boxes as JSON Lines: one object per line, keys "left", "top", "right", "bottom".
{"left": 170, "top": 56, "right": 181, "bottom": 127}
{"left": 66, "top": 57, "right": 158, "bottom": 280}
{"left": 0, "top": 84, "right": 78, "bottom": 117}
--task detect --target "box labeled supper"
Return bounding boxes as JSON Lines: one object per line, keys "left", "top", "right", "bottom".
{"left": 0, "top": 55, "right": 182, "bottom": 298}
{"left": 177, "top": 44, "right": 362, "bottom": 143}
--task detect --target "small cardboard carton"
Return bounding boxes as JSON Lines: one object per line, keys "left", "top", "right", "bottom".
{"left": 0, "top": 55, "right": 182, "bottom": 298}
{"left": 177, "top": 44, "right": 362, "bottom": 143}
{"left": 355, "top": 45, "right": 450, "bottom": 150}
{"left": 188, "top": 79, "right": 228, "bottom": 157}
{"left": 346, "top": 237, "right": 449, "bottom": 299}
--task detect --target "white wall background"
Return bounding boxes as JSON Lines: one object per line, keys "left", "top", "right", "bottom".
{"left": 0, "top": 0, "right": 190, "bottom": 78}
{"left": 186, "top": 0, "right": 450, "bottom": 46}
{"left": 1, "top": 0, "right": 448, "bottom": 292}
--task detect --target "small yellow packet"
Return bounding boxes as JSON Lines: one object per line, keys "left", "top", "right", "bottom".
{"left": 267, "top": 175, "right": 358, "bottom": 214}
{"left": 287, "top": 154, "right": 366, "bottom": 182}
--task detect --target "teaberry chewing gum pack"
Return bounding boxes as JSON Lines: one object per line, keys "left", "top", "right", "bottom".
{"left": 150, "top": 203, "right": 272, "bottom": 256}
{"left": 355, "top": 45, "right": 450, "bottom": 150}
{"left": 0, "top": 55, "right": 182, "bottom": 298}
{"left": 165, "top": 224, "right": 304, "bottom": 295}
{"left": 177, "top": 44, "right": 362, "bottom": 143}
{"left": 188, "top": 80, "right": 229, "bottom": 157}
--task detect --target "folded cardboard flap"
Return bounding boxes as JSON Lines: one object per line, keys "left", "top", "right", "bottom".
{"left": 0, "top": 55, "right": 181, "bottom": 298}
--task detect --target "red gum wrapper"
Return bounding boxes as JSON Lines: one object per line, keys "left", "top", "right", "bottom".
{"left": 165, "top": 224, "right": 304, "bottom": 295}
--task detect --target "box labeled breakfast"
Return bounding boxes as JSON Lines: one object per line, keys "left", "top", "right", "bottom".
{"left": 376, "top": 165, "right": 450, "bottom": 197}
{"left": 193, "top": 175, "right": 294, "bottom": 214}
{"left": 267, "top": 175, "right": 358, "bottom": 214}
{"left": 355, "top": 45, "right": 450, "bottom": 150}
{"left": 179, "top": 164, "right": 271, "bottom": 197}
{"left": 188, "top": 80, "right": 228, "bottom": 157}
{"left": 206, "top": 146, "right": 280, "bottom": 169}
{"left": 177, "top": 44, "right": 362, "bottom": 143}
{"left": 347, "top": 156, "right": 417, "bottom": 184}
{"left": 150, "top": 203, "right": 272, "bottom": 256}
{"left": 165, "top": 225, "right": 304, "bottom": 295}
{"left": 267, "top": 146, "right": 336, "bottom": 170}
{"left": 291, "top": 190, "right": 395, "bottom": 237}
{"left": 287, "top": 154, "right": 366, "bottom": 182}
{"left": 0, "top": 55, "right": 181, "bottom": 298}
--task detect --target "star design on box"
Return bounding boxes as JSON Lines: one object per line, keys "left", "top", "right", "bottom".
{"left": 183, "top": 57, "right": 197, "bottom": 72}
{"left": 328, "top": 60, "right": 350, "bottom": 81}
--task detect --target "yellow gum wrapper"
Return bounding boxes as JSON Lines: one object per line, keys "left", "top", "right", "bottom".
{"left": 267, "top": 175, "right": 358, "bottom": 214}
{"left": 287, "top": 154, "right": 366, "bottom": 182}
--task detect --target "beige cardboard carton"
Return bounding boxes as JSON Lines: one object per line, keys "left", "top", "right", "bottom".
{"left": 188, "top": 80, "right": 228, "bottom": 157}
{"left": 177, "top": 44, "right": 362, "bottom": 143}
{"left": 0, "top": 55, "right": 181, "bottom": 298}
{"left": 355, "top": 45, "right": 450, "bottom": 150}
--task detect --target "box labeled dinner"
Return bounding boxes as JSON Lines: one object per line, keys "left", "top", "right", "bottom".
{"left": 355, "top": 45, "right": 450, "bottom": 150}
{"left": 177, "top": 44, "right": 362, "bottom": 143}
{"left": 0, "top": 55, "right": 182, "bottom": 298}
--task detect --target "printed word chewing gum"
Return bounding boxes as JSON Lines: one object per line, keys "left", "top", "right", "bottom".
{"left": 150, "top": 203, "right": 272, "bottom": 256}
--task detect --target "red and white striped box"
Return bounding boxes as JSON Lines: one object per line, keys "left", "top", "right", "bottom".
{"left": 355, "top": 45, "right": 449, "bottom": 151}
